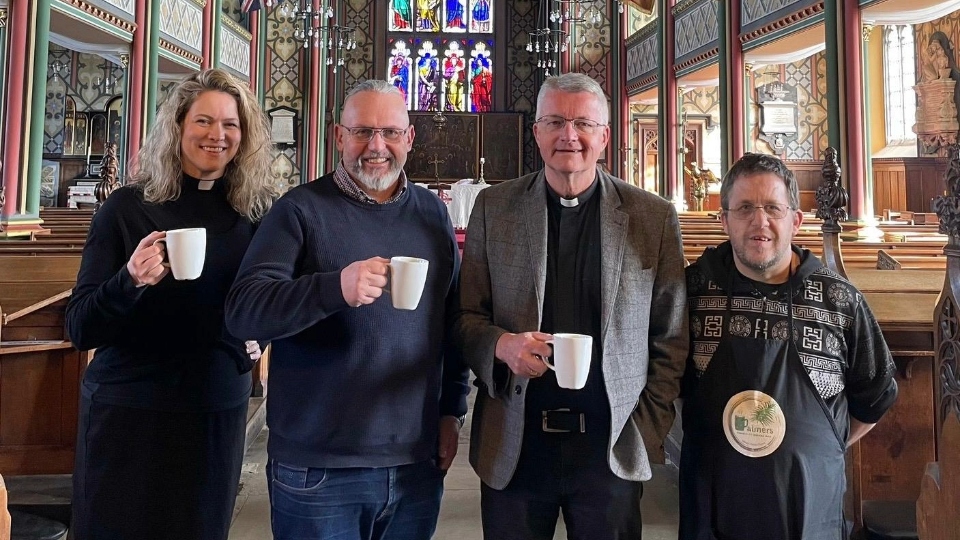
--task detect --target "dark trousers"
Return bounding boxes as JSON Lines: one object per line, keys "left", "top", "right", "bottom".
{"left": 267, "top": 458, "right": 445, "bottom": 540}
{"left": 480, "top": 429, "right": 643, "bottom": 540}
{"left": 71, "top": 397, "right": 247, "bottom": 540}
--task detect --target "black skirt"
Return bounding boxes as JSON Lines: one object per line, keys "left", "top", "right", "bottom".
{"left": 70, "top": 397, "right": 247, "bottom": 540}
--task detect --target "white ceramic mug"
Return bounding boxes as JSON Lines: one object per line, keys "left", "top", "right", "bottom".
{"left": 387, "top": 256, "right": 429, "bottom": 310}
{"left": 543, "top": 333, "right": 593, "bottom": 389}
{"left": 158, "top": 228, "right": 206, "bottom": 280}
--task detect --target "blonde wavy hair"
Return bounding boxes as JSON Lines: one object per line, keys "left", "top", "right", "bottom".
{"left": 129, "top": 68, "right": 278, "bottom": 221}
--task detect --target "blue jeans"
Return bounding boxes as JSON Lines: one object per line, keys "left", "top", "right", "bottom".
{"left": 267, "top": 458, "right": 444, "bottom": 540}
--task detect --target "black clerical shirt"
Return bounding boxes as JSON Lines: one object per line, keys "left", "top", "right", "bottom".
{"left": 525, "top": 178, "right": 609, "bottom": 440}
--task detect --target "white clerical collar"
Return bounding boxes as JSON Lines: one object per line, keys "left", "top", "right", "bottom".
{"left": 559, "top": 197, "right": 579, "bottom": 207}
{"left": 197, "top": 180, "right": 216, "bottom": 191}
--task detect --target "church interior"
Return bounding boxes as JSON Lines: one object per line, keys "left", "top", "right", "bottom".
{"left": 1, "top": 0, "right": 960, "bottom": 538}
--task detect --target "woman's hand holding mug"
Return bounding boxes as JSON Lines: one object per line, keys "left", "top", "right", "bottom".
{"left": 126, "top": 231, "right": 169, "bottom": 287}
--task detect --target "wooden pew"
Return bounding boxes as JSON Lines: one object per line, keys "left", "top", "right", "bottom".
{"left": 918, "top": 230, "right": 960, "bottom": 537}
{"left": 917, "top": 411, "right": 960, "bottom": 538}
{"left": 812, "top": 151, "right": 941, "bottom": 535}
{"left": 0, "top": 256, "right": 90, "bottom": 475}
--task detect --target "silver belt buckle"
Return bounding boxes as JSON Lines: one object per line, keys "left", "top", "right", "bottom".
{"left": 542, "top": 407, "right": 574, "bottom": 433}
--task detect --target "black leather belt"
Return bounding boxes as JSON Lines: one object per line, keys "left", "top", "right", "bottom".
{"left": 542, "top": 409, "right": 586, "bottom": 433}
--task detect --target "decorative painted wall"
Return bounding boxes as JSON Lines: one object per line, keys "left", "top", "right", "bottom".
{"left": 44, "top": 48, "right": 126, "bottom": 155}
{"left": 683, "top": 86, "right": 722, "bottom": 176}
{"left": 748, "top": 52, "right": 828, "bottom": 161}
{"left": 626, "top": 25, "right": 658, "bottom": 91}
{"left": 627, "top": 4, "right": 656, "bottom": 36}
{"left": 159, "top": 0, "right": 204, "bottom": 54}
{"left": 264, "top": 6, "right": 303, "bottom": 187}
{"left": 674, "top": 0, "right": 718, "bottom": 64}
{"left": 220, "top": 18, "right": 252, "bottom": 79}
{"left": 504, "top": 0, "right": 543, "bottom": 176}
{"left": 223, "top": 0, "right": 244, "bottom": 23}
{"left": 741, "top": 0, "right": 818, "bottom": 32}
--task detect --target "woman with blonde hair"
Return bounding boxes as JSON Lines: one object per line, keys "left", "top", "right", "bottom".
{"left": 66, "top": 68, "right": 278, "bottom": 539}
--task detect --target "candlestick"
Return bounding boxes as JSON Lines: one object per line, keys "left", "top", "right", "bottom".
{"left": 476, "top": 157, "right": 486, "bottom": 184}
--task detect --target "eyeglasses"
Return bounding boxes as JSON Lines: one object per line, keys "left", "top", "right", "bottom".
{"left": 723, "top": 203, "right": 794, "bottom": 220}
{"left": 535, "top": 115, "right": 606, "bottom": 135}
{"left": 341, "top": 126, "right": 409, "bottom": 143}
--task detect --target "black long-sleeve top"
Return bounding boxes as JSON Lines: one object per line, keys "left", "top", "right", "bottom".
{"left": 66, "top": 176, "right": 256, "bottom": 411}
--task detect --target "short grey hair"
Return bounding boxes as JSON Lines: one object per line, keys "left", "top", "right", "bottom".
{"left": 535, "top": 73, "right": 609, "bottom": 124}
{"left": 345, "top": 79, "right": 403, "bottom": 104}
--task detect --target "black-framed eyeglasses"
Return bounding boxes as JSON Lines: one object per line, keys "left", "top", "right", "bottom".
{"left": 723, "top": 203, "right": 794, "bottom": 220}
{"left": 535, "top": 115, "right": 606, "bottom": 134}
{"left": 341, "top": 126, "right": 409, "bottom": 143}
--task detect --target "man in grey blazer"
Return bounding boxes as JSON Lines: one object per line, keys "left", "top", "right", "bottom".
{"left": 456, "top": 73, "right": 688, "bottom": 539}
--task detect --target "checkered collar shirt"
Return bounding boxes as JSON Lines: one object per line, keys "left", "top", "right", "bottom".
{"left": 332, "top": 161, "right": 408, "bottom": 205}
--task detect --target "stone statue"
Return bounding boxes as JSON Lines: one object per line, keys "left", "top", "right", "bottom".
{"left": 914, "top": 33, "right": 960, "bottom": 157}
{"left": 923, "top": 39, "right": 952, "bottom": 83}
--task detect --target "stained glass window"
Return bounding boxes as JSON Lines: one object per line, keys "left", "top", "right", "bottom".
{"left": 387, "top": 0, "right": 494, "bottom": 112}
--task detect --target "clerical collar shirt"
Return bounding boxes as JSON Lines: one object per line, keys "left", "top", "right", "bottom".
{"left": 526, "top": 177, "right": 607, "bottom": 428}
{"left": 332, "top": 161, "right": 408, "bottom": 205}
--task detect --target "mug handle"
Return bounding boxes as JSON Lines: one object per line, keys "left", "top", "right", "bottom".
{"left": 383, "top": 262, "right": 392, "bottom": 295}
{"left": 152, "top": 238, "right": 171, "bottom": 268}
{"left": 541, "top": 339, "right": 556, "bottom": 371}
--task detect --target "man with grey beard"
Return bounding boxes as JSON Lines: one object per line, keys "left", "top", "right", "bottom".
{"left": 226, "top": 80, "right": 469, "bottom": 540}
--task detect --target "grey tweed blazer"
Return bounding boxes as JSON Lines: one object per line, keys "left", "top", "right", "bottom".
{"left": 455, "top": 168, "right": 689, "bottom": 490}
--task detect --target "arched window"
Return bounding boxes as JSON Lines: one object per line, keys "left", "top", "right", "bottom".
{"left": 386, "top": 1, "right": 494, "bottom": 112}
{"left": 883, "top": 25, "right": 917, "bottom": 146}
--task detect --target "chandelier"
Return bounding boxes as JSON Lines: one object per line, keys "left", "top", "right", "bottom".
{"left": 529, "top": 0, "right": 626, "bottom": 75}
{"left": 527, "top": 28, "right": 568, "bottom": 76}
{"left": 266, "top": 0, "right": 358, "bottom": 72}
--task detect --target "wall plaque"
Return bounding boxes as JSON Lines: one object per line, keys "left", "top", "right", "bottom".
{"left": 757, "top": 81, "right": 799, "bottom": 151}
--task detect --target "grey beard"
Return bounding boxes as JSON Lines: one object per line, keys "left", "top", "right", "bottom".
{"left": 352, "top": 157, "right": 399, "bottom": 192}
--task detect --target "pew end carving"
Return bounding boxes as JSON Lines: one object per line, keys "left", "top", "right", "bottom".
{"left": 816, "top": 147, "right": 849, "bottom": 278}
{"left": 921, "top": 142, "right": 960, "bottom": 538}
{"left": 917, "top": 411, "right": 960, "bottom": 539}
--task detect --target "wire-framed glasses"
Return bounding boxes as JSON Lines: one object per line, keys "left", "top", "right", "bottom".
{"left": 535, "top": 115, "right": 605, "bottom": 135}
{"left": 341, "top": 126, "right": 409, "bottom": 143}
{"left": 724, "top": 203, "right": 794, "bottom": 220}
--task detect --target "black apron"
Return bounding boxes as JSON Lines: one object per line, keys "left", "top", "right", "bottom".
{"left": 679, "top": 277, "right": 848, "bottom": 540}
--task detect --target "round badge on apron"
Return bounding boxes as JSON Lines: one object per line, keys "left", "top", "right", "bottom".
{"left": 722, "top": 390, "right": 787, "bottom": 457}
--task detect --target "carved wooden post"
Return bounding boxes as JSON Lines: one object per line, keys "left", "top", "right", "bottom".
{"left": 816, "top": 147, "right": 849, "bottom": 278}
{"left": 919, "top": 143, "right": 960, "bottom": 538}
{"left": 94, "top": 143, "right": 120, "bottom": 213}
{"left": 931, "top": 143, "right": 960, "bottom": 443}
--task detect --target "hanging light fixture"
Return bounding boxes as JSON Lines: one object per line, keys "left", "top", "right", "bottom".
{"left": 266, "top": 0, "right": 358, "bottom": 72}
{"left": 49, "top": 59, "right": 66, "bottom": 82}
{"left": 528, "top": 0, "right": 568, "bottom": 76}
{"left": 96, "top": 60, "right": 116, "bottom": 94}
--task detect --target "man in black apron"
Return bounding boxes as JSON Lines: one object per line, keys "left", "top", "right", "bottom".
{"left": 681, "top": 153, "right": 898, "bottom": 540}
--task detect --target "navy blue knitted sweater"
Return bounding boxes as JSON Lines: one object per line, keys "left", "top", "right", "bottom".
{"left": 225, "top": 174, "right": 469, "bottom": 468}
